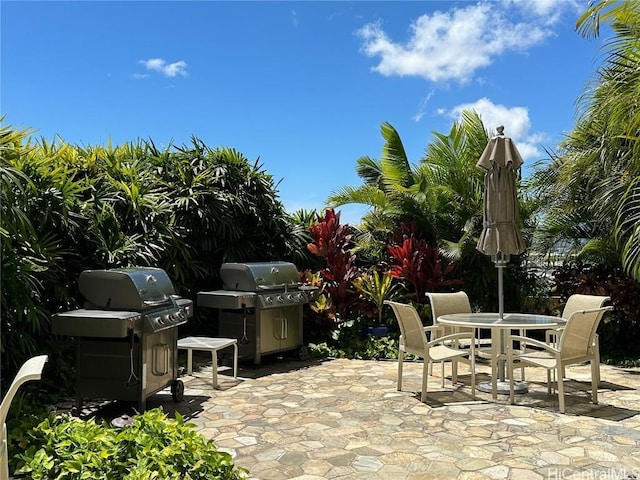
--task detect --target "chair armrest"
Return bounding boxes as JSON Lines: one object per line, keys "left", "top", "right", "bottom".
{"left": 545, "top": 327, "right": 563, "bottom": 343}
{"left": 567, "top": 306, "right": 614, "bottom": 321}
{"left": 428, "top": 331, "right": 475, "bottom": 348}
{"left": 423, "top": 325, "right": 444, "bottom": 336}
{"left": 507, "top": 335, "right": 559, "bottom": 355}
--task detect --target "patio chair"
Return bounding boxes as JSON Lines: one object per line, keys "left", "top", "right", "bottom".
{"left": 384, "top": 300, "right": 476, "bottom": 402}
{"left": 545, "top": 294, "right": 611, "bottom": 385}
{"left": 427, "top": 292, "right": 491, "bottom": 379}
{"left": 506, "top": 303, "right": 612, "bottom": 413}
{"left": 1, "top": 355, "right": 48, "bottom": 480}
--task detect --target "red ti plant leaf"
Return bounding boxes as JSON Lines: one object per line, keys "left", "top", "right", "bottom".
{"left": 388, "top": 236, "right": 462, "bottom": 303}
{"left": 306, "top": 208, "right": 360, "bottom": 317}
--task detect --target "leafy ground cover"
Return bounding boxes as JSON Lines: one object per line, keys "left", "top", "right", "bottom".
{"left": 10, "top": 408, "right": 248, "bottom": 480}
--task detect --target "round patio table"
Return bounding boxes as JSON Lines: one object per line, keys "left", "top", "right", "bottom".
{"left": 437, "top": 313, "right": 565, "bottom": 397}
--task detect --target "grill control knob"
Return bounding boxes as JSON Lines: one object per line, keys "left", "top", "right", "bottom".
{"left": 176, "top": 311, "right": 185, "bottom": 320}
{"left": 156, "top": 316, "right": 165, "bottom": 326}
{"left": 288, "top": 294, "right": 295, "bottom": 302}
{"left": 277, "top": 295, "right": 284, "bottom": 303}
{"left": 297, "top": 293, "right": 305, "bottom": 301}
{"left": 265, "top": 296, "right": 274, "bottom": 304}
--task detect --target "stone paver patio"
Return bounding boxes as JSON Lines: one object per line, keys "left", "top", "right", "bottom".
{"left": 118, "top": 355, "right": 640, "bottom": 479}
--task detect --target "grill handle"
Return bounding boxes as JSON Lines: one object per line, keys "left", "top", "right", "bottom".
{"left": 152, "top": 344, "right": 170, "bottom": 376}
{"left": 281, "top": 317, "right": 288, "bottom": 340}
{"left": 257, "top": 282, "right": 302, "bottom": 292}
{"left": 143, "top": 298, "right": 169, "bottom": 307}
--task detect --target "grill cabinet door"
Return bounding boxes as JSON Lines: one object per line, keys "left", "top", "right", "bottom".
{"left": 260, "top": 306, "right": 302, "bottom": 354}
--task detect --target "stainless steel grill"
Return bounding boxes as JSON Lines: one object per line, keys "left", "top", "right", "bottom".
{"left": 197, "top": 262, "right": 317, "bottom": 364}
{"left": 52, "top": 267, "right": 193, "bottom": 411}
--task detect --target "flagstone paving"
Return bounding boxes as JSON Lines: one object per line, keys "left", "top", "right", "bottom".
{"left": 132, "top": 356, "right": 639, "bottom": 479}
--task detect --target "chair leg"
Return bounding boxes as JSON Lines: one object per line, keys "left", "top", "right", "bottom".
{"left": 508, "top": 354, "right": 515, "bottom": 405}
{"left": 470, "top": 355, "right": 476, "bottom": 400}
{"left": 491, "top": 336, "right": 499, "bottom": 400}
{"left": 547, "top": 370, "right": 552, "bottom": 394}
{"left": 440, "top": 361, "right": 445, "bottom": 388}
{"left": 451, "top": 359, "right": 458, "bottom": 384}
{"left": 397, "top": 350, "right": 404, "bottom": 391}
{"left": 591, "top": 359, "right": 599, "bottom": 405}
{"left": 557, "top": 371, "right": 565, "bottom": 414}
{"left": 421, "top": 360, "right": 429, "bottom": 402}
{"left": 491, "top": 356, "right": 498, "bottom": 400}
{"left": 594, "top": 335, "right": 601, "bottom": 388}
{"left": 519, "top": 329, "right": 526, "bottom": 381}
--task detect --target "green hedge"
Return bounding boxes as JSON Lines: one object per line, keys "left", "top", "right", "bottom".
{"left": 1, "top": 120, "right": 313, "bottom": 390}
{"left": 552, "top": 261, "right": 640, "bottom": 359}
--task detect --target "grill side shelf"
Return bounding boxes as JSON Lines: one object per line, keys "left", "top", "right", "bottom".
{"left": 197, "top": 291, "right": 257, "bottom": 310}
{"left": 51, "top": 310, "right": 143, "bottom": 338}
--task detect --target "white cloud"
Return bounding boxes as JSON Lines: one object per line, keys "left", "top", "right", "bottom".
{"left": 444, "top": 97, "right": 544, "bottom": 162}
{"left": 356, "top": 1, "right": 572, "bottom": 84}
{"left": 139, "top": 58, "right": 188, "bottom": 77}
{"left": 132, "top": 73, "right": 149, "bottom": 80}
{"left": 413, "top": 89, "right": 435, "bottom": 122}
{"left": 505, "top": 0, "right": 582, "bottom": 26}
{"left": 448, "top": 97, "right": 530, "bottom": 138}
{"left": 291, "top": 10, "right": 299, "bottom": 27}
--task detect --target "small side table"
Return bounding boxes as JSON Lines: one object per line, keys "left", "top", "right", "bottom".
{"left": 177, "top": 337, "right": 238, "bottom": 389}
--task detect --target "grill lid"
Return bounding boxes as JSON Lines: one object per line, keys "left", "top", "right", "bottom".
{"left": 220, "top": 262, "right": 300, "bottom": 291}
{"left": 79, "top": 267, "right": 176, "bottom": 311}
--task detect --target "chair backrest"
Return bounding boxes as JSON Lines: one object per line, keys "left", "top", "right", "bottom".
{"left": 384, "top": 301, "right": 428, "bottom": 355}
{"left": 559, "top": 302, "right": 612, "bottom": 359}
{"left": 561, "top": 294, "right": 610, "bottom": 320}
{"left": 426, "top": 292, "right": 472, "bottom": 334}
{"left": 1, "top": 355, "right": 48, "bottom": 480}
{"left": 0, "top": 355, "right": 48, "bottom": 425}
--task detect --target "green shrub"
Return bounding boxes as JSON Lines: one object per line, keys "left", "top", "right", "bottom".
{"left": 1, "top": 119, "right": 313, "bottom": 392}
{"left": 13, "top": 408, "right": 248, "bottom": 480}
{"left": 307, "top": 318, "right": 402, "bottom": 361}
{"left": 552, "top": 261, "right": 640, "bottom": 358}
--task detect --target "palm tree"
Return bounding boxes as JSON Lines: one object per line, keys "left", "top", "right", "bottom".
{"left": 328, "top": 112, "right": 489, "bottom": 247}
{"left": 530, "top": 0, "right": 640, "bottom": 280}
{"left": 327, "top": 121, "right": 427, "bottom": 256}
{"left": 420, "top": 110, "right": 487, "bottom": 243}
{"left": 329, "top": 111, "right": 531, "bottom": 312}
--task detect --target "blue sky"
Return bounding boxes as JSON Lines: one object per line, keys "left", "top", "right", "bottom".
{"left": 2, "top": 1, "right": 604, "bottom": 224}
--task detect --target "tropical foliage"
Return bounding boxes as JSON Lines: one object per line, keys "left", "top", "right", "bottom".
{"left": 352, "top": 268, "right": 403, "bottom": 324}
{"left": 306, "top": 209, "right": 360, "bottom": 321}
{"left": 328, "top": 112, "right": 533, "bottom": 313}
{"left": 0, "top": 122, "right": 311, "bottom": 387}
{"left": 552, "top": 261, "right": 640, "bottom": 356}
{"left": 529, "top": 0, "right": 640, "bottom": 282}
{"left": 12, "top": 408, "right": 247, "bottom": 479}
{"left": 388, "top": 236, "right": 461, "bottom": 304}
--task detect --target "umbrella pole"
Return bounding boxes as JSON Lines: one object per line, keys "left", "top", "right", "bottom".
{"left": 497, "top": 258, "right": 505, "bottom": 320}
{"left": 494, "top": 253, "right": 509, "bottom": 382}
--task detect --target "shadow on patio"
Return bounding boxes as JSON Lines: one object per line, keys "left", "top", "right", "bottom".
{"left": 74, "top": 357, "right": 640, "bottom": 479}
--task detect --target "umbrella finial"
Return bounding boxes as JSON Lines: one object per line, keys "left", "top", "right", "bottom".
{"left": 496, "top": 125, "right": 505, "bottom": 135}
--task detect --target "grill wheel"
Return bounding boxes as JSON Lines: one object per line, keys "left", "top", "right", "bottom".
{"left": 171, "top": 379, "right": 184, "bottom": 402}
{"left": 298, "top": 346, "right": 309, "bottom": 361}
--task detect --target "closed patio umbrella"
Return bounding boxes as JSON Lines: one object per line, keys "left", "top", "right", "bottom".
{"left": 476, "top": 125, "right": 525, "bottom": 320}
